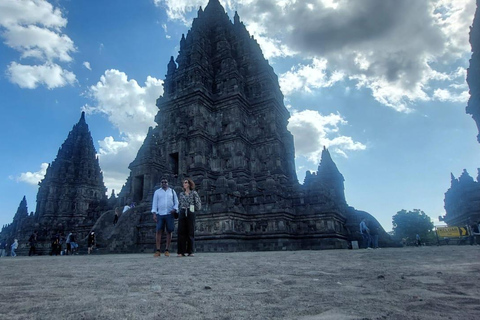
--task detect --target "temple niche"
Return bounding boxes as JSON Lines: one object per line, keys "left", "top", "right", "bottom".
{"left": 443, "top": 0, "right": 480, "bottom": 227}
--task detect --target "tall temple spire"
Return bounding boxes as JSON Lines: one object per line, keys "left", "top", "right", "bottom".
{"left": 35, "top": 112, "right": 106, "bottom": 223}
{"left": 13, "top": 196, "right": 28, "bottom": 222}
{"left": 204, "top": 0, "right": 223, "bottom": 12}
{"left": 467, "top": 0, "right": 480, "bottom": 142}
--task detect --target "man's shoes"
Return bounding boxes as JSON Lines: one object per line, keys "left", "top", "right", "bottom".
{"left": 154, "top": 250, "right": 161, "bottom": 257}
{"left": 164, "top": 250, "right": 170, "bottom": 257}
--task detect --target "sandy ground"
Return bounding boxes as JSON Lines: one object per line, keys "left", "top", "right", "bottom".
{"left": 0, "top": 246, "right": 479, "bottom": 320}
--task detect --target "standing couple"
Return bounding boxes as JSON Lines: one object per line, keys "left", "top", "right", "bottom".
{"left": 151, "top": 178, "right": 201, "bottom": 257}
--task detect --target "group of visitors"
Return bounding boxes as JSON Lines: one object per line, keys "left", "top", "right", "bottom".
{"left": 1, "top": 231, "right": 80, "bottom": 257}
{"left": 50, "top": 231, "right": 78, "bottom": 256}
{"left": 151, "top": 177, "right": 201, "bottom": 257}
{"left": 359, "top": 218, "right": 380, "bottom": 249}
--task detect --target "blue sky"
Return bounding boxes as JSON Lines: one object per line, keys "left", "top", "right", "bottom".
{"left": 1, "top": 0, "right": 479, "bottom": 232}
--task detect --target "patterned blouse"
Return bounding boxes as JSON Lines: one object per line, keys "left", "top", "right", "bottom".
{"left": 178, "top": 190, "right": 202, "bottom": 212}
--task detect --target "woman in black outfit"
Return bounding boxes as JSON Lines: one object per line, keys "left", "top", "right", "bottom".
{"left": 177, "top": 178, "right": 201, "bottom": 257}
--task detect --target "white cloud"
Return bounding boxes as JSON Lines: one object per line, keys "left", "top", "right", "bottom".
{"left": 16, "top": 163, "right": 49, "bottom": 185}
{"left": 83, "top": 61, "right": 91, "bottom": 70}
{"left": 0, "top": 0, "right": 76, "bottom": 89}
{"left": 153, "top": 0, "right": 206, "bottom": 23}
{"left": 7, "top": 62, "right": 76, "bottom": 89}
{"left": 288, "top": 109, "right": 366, "bottom": 163}
{"left": 3, "top": 24, "right": 75, "bottom": 62}
{"left": 0, "top": 0, "right": 66, "bottom": 28}
{"left": 83, "top": 69, "right": 164, "bottom": 193}
{"left": 279, "top": 58, "right": 344, "bottom": 96}
{"left": 433, "top": 88, "right": 469, "bottom": 102}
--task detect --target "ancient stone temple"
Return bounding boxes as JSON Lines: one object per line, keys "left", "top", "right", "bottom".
{"left": 0, "top": 112, "right": 110, "bottom": 254}
{"left": 1, "top": 0, "right": 392, "bottom": 254}
{"left": 35, "top": 112, "right": 107, "bottom": 225}
{"left": 443, "top": 0, "right": 480, "bottom": 227}
{"left": 0, "top": 197, "right": 30, "bottom": 247}
{"left": 101, "top": 0, "right": 390, "bottom": 252}
{"left": 443, "top": 170, "right": 480, "bottom": 226}
{"left": 467, "top": 0, "right": 480, "bottom": 142}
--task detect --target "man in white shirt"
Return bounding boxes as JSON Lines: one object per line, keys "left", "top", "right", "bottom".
{"left": 151, "top": 178, "right": 178, "bottom": 257}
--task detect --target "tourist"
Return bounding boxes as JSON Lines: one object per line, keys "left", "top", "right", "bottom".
{"left": 65, "top": 232, "right": 73, "bottom": 255}
{"left": 50, "top": 232, "right": 60, "bottom": 256}
{"left": 359, "top": 218, "right": 371, "bottom": 249}
{"left": 0, "top": 239, "right": 6, "bottom": 257}
{"left": 415, "top": 234, "right": 421, "bottom": 247}
{"left": 151, "top": 178, "right": 178, "bottom": 257}
{"left": 368, "top": 221, "right": 379, "bottom": 249}
{"left": 28, "top": 231, "right": 38, "bottom": 256}
{"left": 113, "top": 207, "right": 120, "bottom": 225}
{"left": 59, "top": 232, "right": 66, "bottom": 255}
{"left": 70, "top": 233, "right": 78, "bottom": 254}
{"left": 87, "top": 231, "right": 96, "bottom": 254}
{"left": 11, "top": 239, "right": 18, "bottom": 257}
{"left": 177, "top": 178, "right": 202, "bottom": 257}
{"left": 122, "top": 204, "right": 131, "bottom": 214}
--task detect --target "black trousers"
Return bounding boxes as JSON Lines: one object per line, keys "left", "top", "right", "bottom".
{"left": 28, "top": 245, "right": 36, "bottom": 256}
{"left": 177, "top": 209, "right": 195, "bottom": 255}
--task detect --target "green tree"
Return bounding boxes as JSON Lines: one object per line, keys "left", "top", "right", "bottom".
{"left": 392, "top": 209, "right": 435, "bottom": 244}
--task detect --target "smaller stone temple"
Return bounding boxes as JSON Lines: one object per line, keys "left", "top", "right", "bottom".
{"left": 0, "top": 112, "right": 112, "bottom": 254}
{"left": 442, "top": 170, "right": 480, "bottom": 226}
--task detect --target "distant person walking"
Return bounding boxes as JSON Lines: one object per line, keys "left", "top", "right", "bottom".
{"left": 70, "top": 232, "right": 78, "bottom": 254}
{"left": 0, "top": 239, "right": 6, "bottom": 257}
{"left": 87, "top": 231, "right": 96, "bottom": 254}
{"left": 50, "top": 232, "right": 60, "bottom": 256}
{"left": 28, "top": 231, "right": 38, "bottom": 256}
{"left": 11, "top": 239, "right": 18, "bottom": 257}
{"left": 123, "top": 204, "right": 131, "bottom": 214}
{"left": 359, "top": 218, "right": 371, "bottom": 249}
{"left": 368, "top": 221, "right": 379, "bottom": 249}
{"left": 177, "top": 178, "right": 202, "bottom": 257}
{"left": 113, "top": 207, "right": 120, "bottom": 225}
{"left": 415, "top": 234, "right": 421, "bottom": 247}
{"left": 151, "top": 178, "right": 178, "bottom": 257}
{"left": 65, "top": 232, "right": 73, "bottom": 255}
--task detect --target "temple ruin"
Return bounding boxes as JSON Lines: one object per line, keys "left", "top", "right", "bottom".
{"left": 1, "top": 0, "right": 392, "bottom": 253}
{"left": 443, "top": 0, "right": 480, "bottom": 226}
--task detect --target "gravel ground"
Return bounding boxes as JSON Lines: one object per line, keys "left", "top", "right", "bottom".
{"left": 0, "top": 246, "right": 479, "bottom": 320}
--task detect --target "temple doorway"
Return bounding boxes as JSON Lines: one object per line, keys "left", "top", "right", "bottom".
{"left": 133, "top": 175, "right": 144, "bottom": 203}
